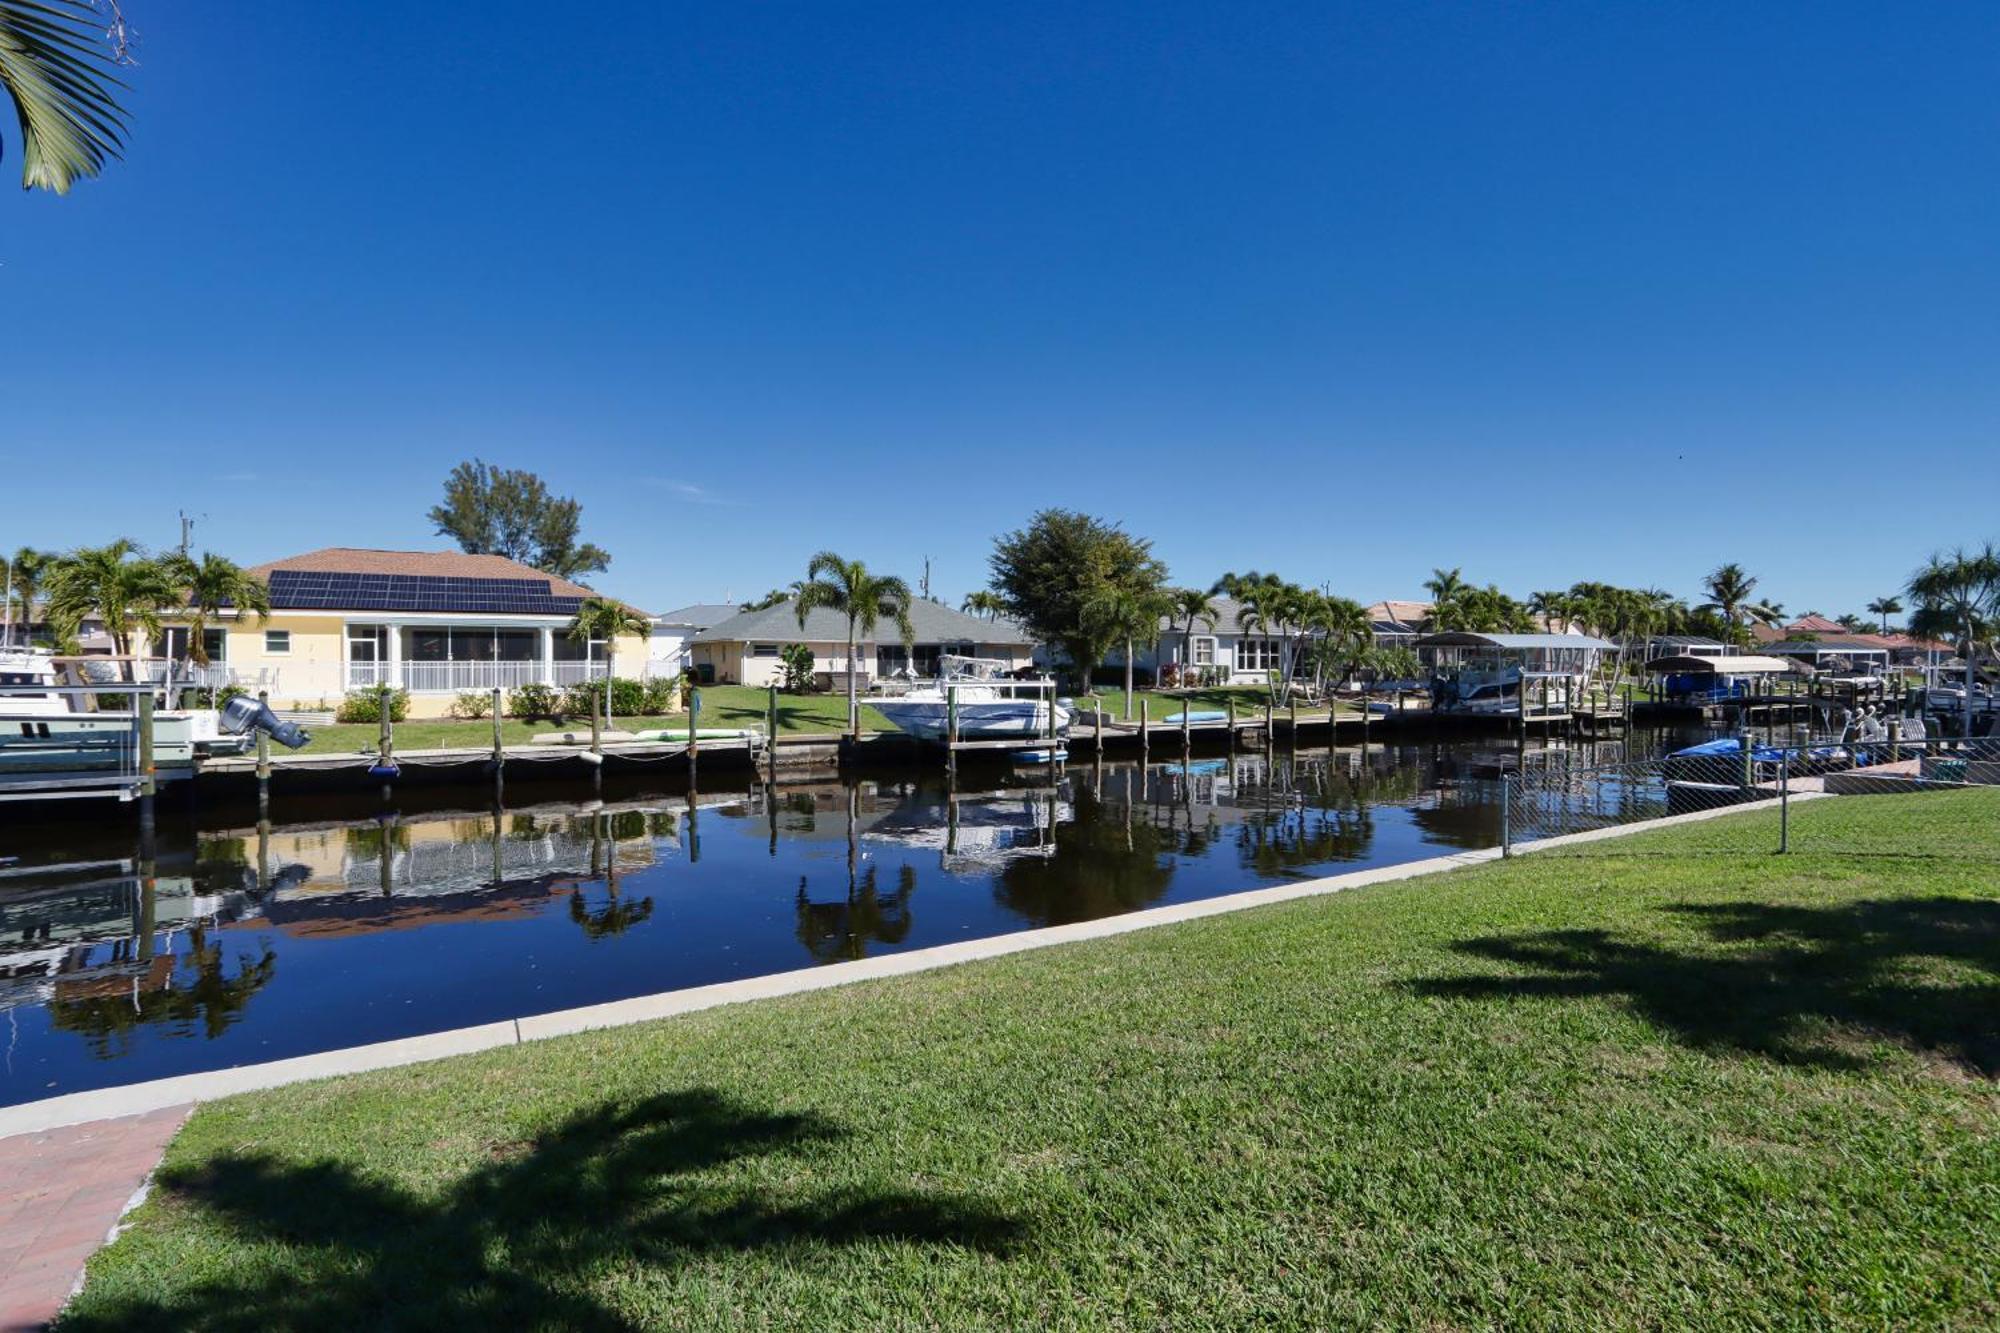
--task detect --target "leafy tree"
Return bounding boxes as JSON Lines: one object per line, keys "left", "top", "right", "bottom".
{"left": 164, "top": 552, "right": 270, "bottom": 665}
{"left": 1085, "top": 582, "right": 1173, "bottom": 719}
{"left": 3, "top": 545, "right": 49, "bottom": 643}
{"left": 42, "top": 539, "right": 177, "bottom": 671}
{"left": 1866, "top": 595, "right": 1904, "bottom": 633}
{"left": 429, "top": 460, "right": 610, "bottom": 581}
{"left": 1164, "top": 587, "right": 1219, "bottom": 685}
{"left": 0, "top": 0, "right": 130, "bottom": 193}
{"left": 565, "top": 596, "right": 653, "bottom": 712}
{"left": 795, "top": 551, "right": 913, "bottom": 740}
{"left": 1907, "top": 545, "right": 2000, "bottom": 725}
{"left": 988, "top": 510, "right": 1166, "bottom": 689}
{"left": 960, "top": 589, "right": 1006, "bottom": 619}
{"left": 1697, "top": 563, "right": 1783, "bottom": 647}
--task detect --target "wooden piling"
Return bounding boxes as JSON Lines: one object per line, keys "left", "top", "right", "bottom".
{"left": 254, "top": 689, "right": 271, "bottom": 816}
{"left": 136, "top": 688, "right": 156, "bottom": 835}
{"left": 946, "top": 684, "right": 959, "bottom": 777}
{"left": 767, "top": 683, "right": 779, "bottom": 779}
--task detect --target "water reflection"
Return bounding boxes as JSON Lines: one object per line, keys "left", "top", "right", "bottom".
{"left": 2, "top": 735, "right": 1685, "bottom": 1102}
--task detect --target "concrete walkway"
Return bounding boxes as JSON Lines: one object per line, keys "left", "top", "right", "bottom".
{"left": 0, "top": 1106, "right": 189, "bottom": 1331}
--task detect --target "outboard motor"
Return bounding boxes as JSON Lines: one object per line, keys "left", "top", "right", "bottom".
{"left": 220, "top": 694, "right": 312, "bottom": 749}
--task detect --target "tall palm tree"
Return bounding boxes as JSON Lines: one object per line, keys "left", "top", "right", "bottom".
{"left": 795, "top": 551, "right": 914, "bottom": 740}
{"left": 1085, "top": 582, "right": 1174, "bottom": 720}
{"left": 1908, "top": 545, "right": 2000, "bottom": 726}
{"left": 1697, "top": 563, "right": 1783, "bottom": 647}
{"left": 0, "top": 0, "right": 130, "bottom": 193}
{"left": 1308, "top": 594, "right": 1371, "bottom": 694}
{"left": 567, "top": 596, "right": 655, "bottom": 704}
{"left": 1164, "top": 587, "right": 1219, "bottom": 686}
{"left": 163, "top": 552, "right": 271, "bottom": 666}
{"left": 960, "top": 589, "right": 1006, "bottom": 619}
{"left": 3, "top": 545, "right": 49, "bottom": 646}
{"left": 41, "top": 540, "right": 177, "bottom": 674}
{"left": 1237, "top": 579, "right": 1314, "bottom": 704}
{"left": 1866, "top": 595, "right": 1904, "bottom": 634}
{"left": 1421, "top": 567, "right": 1469, "bottom": 631}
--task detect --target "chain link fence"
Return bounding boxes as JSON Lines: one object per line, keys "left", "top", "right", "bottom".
{"left": 1503, "top": 733, "right": 2000, "bottom": 857}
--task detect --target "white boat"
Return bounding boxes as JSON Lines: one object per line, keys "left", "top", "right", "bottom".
{"left": 0, "top": 650, "right": 306, "bottom": 793}
{"left": 867, "top": 656, "right": 1070, "bottom": 741}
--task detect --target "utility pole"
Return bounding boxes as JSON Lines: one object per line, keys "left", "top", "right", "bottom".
{"left": 179, "top": 511, "right": 193, "bottom": 557}
{"left": 921, "top": 556, "right": 932, "bottom": 602}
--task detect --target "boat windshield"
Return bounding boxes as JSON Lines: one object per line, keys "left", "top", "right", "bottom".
{"left": 936, "top": 655, "right": 1017, "bottom": 682}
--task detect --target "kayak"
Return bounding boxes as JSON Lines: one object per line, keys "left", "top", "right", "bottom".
{"left": 1158, "top": 710, "right": 1228, "bottom": 724}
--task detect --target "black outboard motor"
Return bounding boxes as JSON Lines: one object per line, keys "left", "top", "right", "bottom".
{"left": 220, "top": 694, "right": 313, "bottom": 749}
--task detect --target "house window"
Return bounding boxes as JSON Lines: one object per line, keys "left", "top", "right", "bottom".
{"left": 1235, "top": 638, "right": 1280, "bottom": 673}
{"left": 264, "top": 630, "right": 291, "bottom": 655}
{"left": 1193, "top": 636, "right": 1216, "bottom": 667}
{"left": 751, "top": 644, "right": 779, "bottom": 658}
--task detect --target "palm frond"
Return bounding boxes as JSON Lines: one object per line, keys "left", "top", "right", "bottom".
{"left": 0, "top": 0, "right": 129, "bottom": 193}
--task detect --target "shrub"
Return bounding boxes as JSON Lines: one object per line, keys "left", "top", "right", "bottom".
{"left": 508, "top": 682, "right": 560, "bottom": 721}
{"left": 608, "top": 677, "right": 646, "bottom": 716}
{"left": 211, "top": 683, "right": 248, "bottom": 708}
{"left": 778, "top": 643, "right": 816, "bottom": 692}
{"left": 336, "top": 687, "right": 409, "bottom": 724}
{"left": 452, "top": 691, "right": 493, "bottom": 720}
{"left": 561, "top": 681, "right": 601, "bottom": 719}
{"left": 641, "top": 675, "right": 680, "bottom": 715}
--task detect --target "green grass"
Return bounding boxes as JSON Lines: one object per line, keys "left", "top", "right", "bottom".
{"left": 308, "top": 715, "right": 692, "bottom": 752}
{"left": 696, "top": 684, "right": 895, "bottom": 735}
{"left": 62, "top": 792, "right": 2000, "bottom": 1330}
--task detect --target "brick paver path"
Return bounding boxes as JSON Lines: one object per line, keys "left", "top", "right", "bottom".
{"left": 0, "top": 1106, "right": 190, "bottom": 1331}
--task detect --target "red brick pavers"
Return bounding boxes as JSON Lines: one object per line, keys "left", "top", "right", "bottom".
{"left": 0, "top": 1106, "right": 191, "bottom": 1332}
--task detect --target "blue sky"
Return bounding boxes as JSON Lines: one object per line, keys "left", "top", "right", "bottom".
{"left": 5, "top": 2, "right": 1995, "bottom": 618}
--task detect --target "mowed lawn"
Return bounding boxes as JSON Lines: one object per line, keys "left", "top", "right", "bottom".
{"left": 61, "top": 792, "right": 2000, "bottom": 1330}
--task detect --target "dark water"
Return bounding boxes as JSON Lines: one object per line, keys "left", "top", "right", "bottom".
{"left": 0, "top": 734, "right": 1683, "bottom": 1105}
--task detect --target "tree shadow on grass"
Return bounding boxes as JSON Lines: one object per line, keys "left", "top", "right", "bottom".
{"left": 64, "top": 1088, "right": 1024, "bottom": 1332}
{"left": 1409, "top": 897, "right": 2000, "bottom": 1075}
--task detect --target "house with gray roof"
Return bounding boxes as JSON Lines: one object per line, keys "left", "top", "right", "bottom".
{"left": 689, "top": 598, "right": 1036, "bottom": 688}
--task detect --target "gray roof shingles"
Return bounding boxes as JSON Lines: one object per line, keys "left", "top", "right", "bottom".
{"left": 693, "top": 598, "right": 1034, "bottom": 646}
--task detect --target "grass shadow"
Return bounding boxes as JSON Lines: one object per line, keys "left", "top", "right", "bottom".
{"left": 1410, "top": 896, "right": 2000, "bottom": 1075}
{"left": 64, "top": 1087, "right": 1023, "bottom": 1331}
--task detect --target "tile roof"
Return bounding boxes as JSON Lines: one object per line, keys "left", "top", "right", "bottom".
{"left": 694, "top": 598, "right": 1035, "bottom": 646}
{"left": 1784, "top": 614, "right": 1851, "bottom": 634}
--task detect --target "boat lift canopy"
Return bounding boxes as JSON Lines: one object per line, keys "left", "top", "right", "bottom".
{"left": 1642, "top": 653, "right": 1791, "bottom": 675}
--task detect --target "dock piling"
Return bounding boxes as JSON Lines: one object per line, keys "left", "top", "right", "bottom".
{"left": 136, "top": 689, "right": 156, "bottom": 836}
{"left": 255, "top": 689, "right": 272, "bottom": 818}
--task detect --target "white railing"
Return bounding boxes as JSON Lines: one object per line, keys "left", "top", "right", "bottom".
{"left": 344, "top": 660, "right": 613, "bottom": 693}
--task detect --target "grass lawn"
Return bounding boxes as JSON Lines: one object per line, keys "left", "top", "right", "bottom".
{"left": 61, "top": 791, "right": 2000, "bottom": 1329}
{"left": 695, "top": 684, "right": 895, "bottom": 735}
{"left": 307, "top": 715, "right": 691, "bottom": 753}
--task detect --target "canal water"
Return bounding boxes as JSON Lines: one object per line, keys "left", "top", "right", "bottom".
{"left": 1, "top": 734, "right": 1689, "bottom": 1106}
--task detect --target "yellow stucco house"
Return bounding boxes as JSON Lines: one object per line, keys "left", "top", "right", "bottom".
{"left": 157, "top": 548, "right": 655, "bottom": 719}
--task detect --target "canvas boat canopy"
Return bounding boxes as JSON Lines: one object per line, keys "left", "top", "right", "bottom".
{"left": 1643, "top": 654, "right": 1791, "bottom": 675}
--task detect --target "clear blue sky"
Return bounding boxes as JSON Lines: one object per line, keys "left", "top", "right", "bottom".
{"left": 6, "top": 2, "right": 1995, "bottom": 617}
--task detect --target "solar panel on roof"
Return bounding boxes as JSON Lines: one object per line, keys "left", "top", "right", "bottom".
{"left": 268, "top": 569, "right": 580, "bottom": 614}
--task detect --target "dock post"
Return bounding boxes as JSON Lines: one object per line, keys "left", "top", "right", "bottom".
{"left": 1227, "top": 695, "right": 1237, "bottom": 752}
{"left": 767, "top": 683, "right": 779, "bottom": 779}
{"left": 255, "top": 689, "right": 272, "bottom": 820}
{"left": 946, "top": 684, "right": 959, "bottom": 778}
{"left": 1094, "top": 699, "right": 1103, "bottom": 760}
{"left": 378, "top": 685, "right": 395, "bottom": 802}
{"left": 136, "top": 688, "right": 156, "bottom": 836}
{"left": 1139, "top": 696, "right": 1149, "bottom": 760}
{"left": 688, "top": 686, "right": 701, "bottom": 784}
{"left": 1264, "top": 700, "right": 1273, "bottom": 747}
{"left": 1181, "top": 696, "right": 1191, "bottom": 754}
{"left": 1288, "top": 698, "right": 1297, "bottom": 745}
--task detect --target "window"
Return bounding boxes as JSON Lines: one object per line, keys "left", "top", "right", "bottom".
{"left": 1234, "top": 638, "right": 1280, "bottom": 673}
{"left": 751, "top": 643, "right": 779, "bottom": 658}
{"left": 1193, "top": 636, "right": 1216, "bottom": 667}
{"left": 264, "top": 630, "right": 291, "bottom": 655}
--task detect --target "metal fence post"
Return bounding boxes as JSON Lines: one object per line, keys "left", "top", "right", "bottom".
{"left": 1779, "top": 750, "right": 1790, "bottom": 855}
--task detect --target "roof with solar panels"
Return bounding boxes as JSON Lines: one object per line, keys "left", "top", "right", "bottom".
{"left": 243, "top": 549, "right": 653, "bottom": 618}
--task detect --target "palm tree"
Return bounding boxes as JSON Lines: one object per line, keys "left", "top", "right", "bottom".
{"left": 1164, "top": 587, "right": 1219, "bottom": 686}
{"left": 1697, "top": 563, "right": 1783, "bottom": 647}
{"left": 1085, "top": 582, "right": 1174, "bottom": 720}
{"left": 1421, "top": 567, "right": 1469, "bottom": 631}
{"left": 1866, "top": 596, "right": 1904, "bottom": 634}
{"left": 960, "top": 589, "right": 1006, "bottom": 619}
{"left": 795, "top": 551, "right": 914, "bottom": 740}
{"left": 163, "top": 552, "right": 270, "bottom": 666}
{"left": 1237, "top": 579, "right": 1314, "bottom": 704}
{"left": 3, "top": 546, "right": 49, "bottom": 646}
{"left": 1308, "top": 594, "right": 1371, "bottom": 694}
{"left": 567, "top": 596, "right": 655, "bottom": 718}
{"left": 1907, "top": 545, "right": 2000, "bottom": 728}
{"left": 41, "top": 540, "right": 177, "bottom": 675}
{"left": 0, "top": 1, "right": 130, "bottom": 193}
